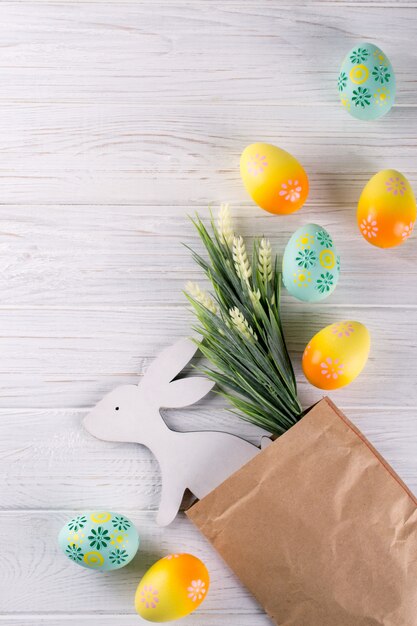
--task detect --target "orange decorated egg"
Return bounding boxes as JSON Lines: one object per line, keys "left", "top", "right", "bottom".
{"left": 357, "top": 169, "right": 416, "bottom": 248}
{"left": 302, "top": 321, "right": 370, "bottom": 390}
{"left": 240, "top": 142, "right": 309, "bottom": 214}
{"left": 135, "top": 553, "right": 209, "bottom": 622}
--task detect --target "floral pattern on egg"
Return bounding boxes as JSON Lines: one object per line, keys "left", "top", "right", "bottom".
{"left": 240, "top": 143, "right": 309, "bottom": 215}
{"left": 68, "top": 515, "right": 87, "bottom": 531}
{"left": 357, "top": 169, "right": 416, "bottom": 248}
{"left": 402, "top": 222, "right": 414, "bottom": 240}
{"left": 385, "top": 176, "right": 406, "bottom": 196}
{"left": 338, "top": 43, "right": 395, "bottom": 120}
{"left": 321, "top": 357, "right": 344, "bottom": 381}
{"left": 58, "top": 511, "right": 140, "bottom": 571}
{"left": 319, "top": 249, "right": 336, "bottom": 270}
{"left": 188, "top": 579, "right": 207, "bottom": 602}
{"left": 247, "top": 153, "right": 268, "bottom": 176}
{"left": 296, "top": 249, "right": 317, "bottom": 269}
{"left": 279, "top": 179, "right": 302, "bottom": 203}
{"left": 283, "top": 224, "right": 340, "bottom": 302}
{"left": 139, "top": 585, "right": 160, "bottom": 610}
{"left": 302, "top": 321, "right": 371, "bottom": 390}
{"left": 135, "top": 553, "right": 210, "bottom": 622}
{"left": 332, "top": 322, "right": 355, "bottom": 338}
{"left": 316, "top": 271, "right": 334, "bottom": 294}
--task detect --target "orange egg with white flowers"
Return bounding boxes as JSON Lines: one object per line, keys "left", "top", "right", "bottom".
{"left": 302, "top": 321, "right": 370, "bottom": 390}
{"left": 357, "top": 169, "right": 416, "bottom": 248}
{"left": 240, "top": 143, "right": 309, "bottom": 215}
{"left": 135, "top": 553, "right": 209, "bottom": 622}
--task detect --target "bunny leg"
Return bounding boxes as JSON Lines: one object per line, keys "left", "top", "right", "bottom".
{"left": 261, "top": 436, "right": 272, "bottom": 450}
{"left": 156, "top": 476, "right": 185, "bottom": 527}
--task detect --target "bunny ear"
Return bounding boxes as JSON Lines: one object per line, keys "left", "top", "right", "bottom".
{"left": 142, "top": 338, "right": 200, "bottom": 387}
{"left": 159, "top": 377, "right": 215, "bottom": 408}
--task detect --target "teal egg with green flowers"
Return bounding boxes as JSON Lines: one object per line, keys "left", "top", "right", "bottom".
{"left": 282, "top": 224, "right": 340, "bottom": 303}
{"left": 58, "top": 511, "right": 140, "bottom": 571}
{"left": 338, "top": 42, "right": 395, "bottom": 120}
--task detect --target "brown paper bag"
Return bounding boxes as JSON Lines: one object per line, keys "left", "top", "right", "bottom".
{"left": 187, "top": 398, "right": 417, "bottom": 626}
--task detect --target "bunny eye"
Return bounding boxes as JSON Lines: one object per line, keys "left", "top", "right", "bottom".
{"left": 115, "top": 406, "right": 119, "bottom": 411}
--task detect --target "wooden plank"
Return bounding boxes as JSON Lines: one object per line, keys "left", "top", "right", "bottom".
{"left": 0, "top": 511, "right": 263, "bottom": 615}
{"left": 0, "top": 205, "right": 416, "bottom": 307}
{"left": 0, "top": 405, "right": 266, "bottom": 510}
{"left": 0, "top": 104, "right": 415, "bottom": 204}
{"left": 0, "top": 104, "right": 417, "bottom": 173}
{"left": 0, "top": 407, "right": 415, "bottom": 510}
{"left": 0, "top": 617, "right": 273, "bottom": 626}
{"left": 0, "top": 3, "right": 415, "bottom": 106}
{"left": 0, "top": 305, "right": 415, "bottom": 410}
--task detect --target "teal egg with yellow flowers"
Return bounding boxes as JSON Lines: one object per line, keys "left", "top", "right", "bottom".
{"left": 59, "top": 511, "right": 140, "bottom": 571}
{"left": 338, "top": 42, "right": 395, "bottom": 120}
{"left": 282, "top": 224, "right": 340, "bottom": 302}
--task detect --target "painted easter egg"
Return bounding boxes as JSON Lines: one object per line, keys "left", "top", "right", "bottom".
{"left": 58, "top": 511, "right": 139, "bottom": 571}
{"left": 240, "top": 142, "right": 309, "bottom": 214}
{"left": 302, "top": 321, "right": 370, "bottom": 390}
{"left": 135, "top": 553, "right": 209, "bottom": 622}
{"left": 357, "top": 169, "right": 416, "bottom": 248}
{"left": 282, "top": 224, "right": 340, "bottom": 302}
{"left": 338, "top": 43, "right": 395, "bottom": 120}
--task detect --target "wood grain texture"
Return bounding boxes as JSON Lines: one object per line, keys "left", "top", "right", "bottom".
{"left": 0, "top": 306, "right": 415, "bottom": 408}
{"left": 1, "top": 408, "right": 415, "bottom": 511}
{"left": 0, "top": 205, "right": 416, "bottom": 307}
{"left": 0, "top": 511, "right": 262, "bottom": 615}
{"left": 0, "top": 2, "right": 416, "bottom": 106}
{"left": 0, "top": 611, "right": 271, "bottom": 626}
{"left": 0, "top": 105, "right": 416, "bottom": 204}
{"left": 0, "top": 1, "right": 416, "bottom": 623}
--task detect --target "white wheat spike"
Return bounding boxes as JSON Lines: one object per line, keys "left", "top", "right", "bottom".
{"left": 258, "top": 238, "right": 273, "bottom": 283}
{"left": 250, "top": 288, "right": 261, "bottom": 303}
{"left": 185, "top": 282, "right": 217, "bottom": 315}
{"left": 233, "top": 235, "right": 252, "bottom": 284}
{"left": 217, "top": 203, "right": 234, "bottom": 247}
{"left": 229, "top": 306, "right": 257, "bottom": 341}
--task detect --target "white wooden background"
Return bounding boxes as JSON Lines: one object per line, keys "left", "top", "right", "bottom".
{"left": 1, "top": 1, "right": 417, "bottom": 624}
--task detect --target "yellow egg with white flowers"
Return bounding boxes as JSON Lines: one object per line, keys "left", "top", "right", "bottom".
{"left": 302, "top": 321, "right": 370, "bottom": 390}
{"left": 357, "top": 169, "right": 416, "bottom": 248}
{"left": 240, "top": 143, "right": 309, "bottom": 214}
{"left": 135, "top": 553, "right": 209, "bottom": 622}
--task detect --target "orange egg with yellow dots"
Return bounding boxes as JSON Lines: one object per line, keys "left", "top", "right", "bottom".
{"left": 302, "top": 321, "right": 371, "bottom": 390}
{"left": 135, "top": 553, "right": 209, "bottom": 622}
{"left": 357, "top": 169, "right": 416, "bottom": 248}
{"left": 240, "top": 142, "right": 309, "bottom": 214}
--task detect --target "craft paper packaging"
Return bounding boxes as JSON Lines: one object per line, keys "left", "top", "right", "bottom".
{"left": 187, "top": 398, "right": 417, "bottom": 626}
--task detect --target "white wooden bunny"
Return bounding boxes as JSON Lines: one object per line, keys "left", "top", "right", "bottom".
{"left": 83, "top": 338, "right": 261, "bottom": 526}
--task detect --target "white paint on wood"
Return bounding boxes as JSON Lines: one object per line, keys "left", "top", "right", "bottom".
{"left": 0, "top": 408, "right": 415, "bottom": 512}
{"left": 0, "top": 105, "right": 416, "bottom": 204}
{"left": 0, "top": 306, "right": 415, "bottom": 409}
{"left": 0, "top": 3, "right": 416, "bottom": 106}
{"left": 0, "top": 1, "right": 416, "bottom": 623}
{"left": 0, "top": 511, "right": 263, "bottom": 615}
{"left": 0, "top": 618, "right": 274, "bottom": 626}
{"left": 0, "top": 205, "right": 416, "bottom": 308}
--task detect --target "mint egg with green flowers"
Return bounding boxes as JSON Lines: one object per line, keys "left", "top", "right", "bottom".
{"left": 59, "top": 511, "right": 140, "bottom": 571}
{"left": 282, "top": 224, "right": 340, "bottom": 303}
{"left": 338, "top": 42, "right": 395, "bottom": 120}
